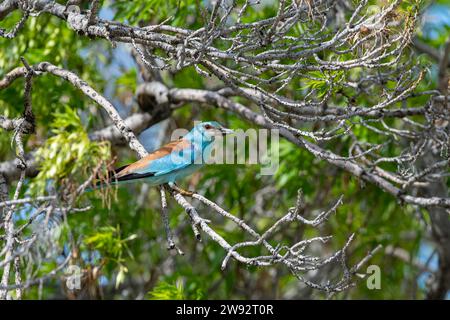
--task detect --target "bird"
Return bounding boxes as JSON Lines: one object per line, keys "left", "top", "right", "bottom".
{"left": 93, "top": 121, "right": 233, "bottom": 190}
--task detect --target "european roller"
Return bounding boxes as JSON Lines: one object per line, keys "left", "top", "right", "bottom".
{"left": 97, "top": 121, "right": 233, "bottom": 189}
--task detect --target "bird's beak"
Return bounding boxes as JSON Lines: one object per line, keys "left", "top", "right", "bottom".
{"left": 220, "top": 127, "right": 234, "bottom": 136}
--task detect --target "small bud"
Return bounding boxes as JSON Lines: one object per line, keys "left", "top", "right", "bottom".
{"left": 359, "top": 26, "right": 370, "bottom": 34}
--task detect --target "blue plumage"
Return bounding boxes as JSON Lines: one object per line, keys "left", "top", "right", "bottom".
{"left": 99, "top": 121, "right": 233, "bottom": 188}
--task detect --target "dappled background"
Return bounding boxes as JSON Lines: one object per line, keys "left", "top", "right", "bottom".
{"left": 0, "top": 0, "right": 449, "bottom": 299}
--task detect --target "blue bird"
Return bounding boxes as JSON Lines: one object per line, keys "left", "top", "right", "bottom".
{"left": 98, "top": 121, "right": 233, "bottom": 188}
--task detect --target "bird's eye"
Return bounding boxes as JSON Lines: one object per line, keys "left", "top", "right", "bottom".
{"left": 204, "top": 124, "right": 212, "bottom": 130}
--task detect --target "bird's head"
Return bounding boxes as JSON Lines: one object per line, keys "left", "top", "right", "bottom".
{"left": 191, "top": 121, "right": 234, "bottom": 142}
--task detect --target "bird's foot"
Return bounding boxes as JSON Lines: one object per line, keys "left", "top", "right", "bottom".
{"left": 168, "top": 182, "right": 195, "bottom": 196}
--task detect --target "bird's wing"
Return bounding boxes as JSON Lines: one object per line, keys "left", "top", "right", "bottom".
{"left": 112, "top": 138, "right": 195, "bottom": 182}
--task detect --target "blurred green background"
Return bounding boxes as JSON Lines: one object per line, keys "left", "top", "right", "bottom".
{"left": 0, "top": 0, "right": 449, "bottom": 299}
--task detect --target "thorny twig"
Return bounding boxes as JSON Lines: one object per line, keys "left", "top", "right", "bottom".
{"left": 0, "top": 0, "right": 449, "bottom": 298}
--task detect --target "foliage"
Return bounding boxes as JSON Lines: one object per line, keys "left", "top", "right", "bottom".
{"left": 84, "top": 225, "right": 137, "bottom": 288}
{"left": 30, "top": 106, "right": 111, "bottom": 194}
{"left": 112, "top": 0, "right": 199, "bottom": 27}
{"left": 0, "top": 0, "right": 448, "bottom": 300}
{"left": 148, "top": 280, "right": 186, "bottom": 300}
{"left": 147, "top": 279, "right": 204, "bottom": 300}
